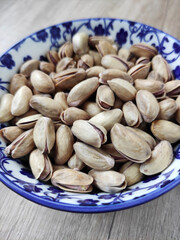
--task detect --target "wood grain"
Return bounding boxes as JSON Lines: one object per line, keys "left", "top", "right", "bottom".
{"left": 0, "top": 0, "right": 180, "bottom": 239}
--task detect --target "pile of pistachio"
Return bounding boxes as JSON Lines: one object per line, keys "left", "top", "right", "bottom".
{"left": 0, "top": 32, "right": 180, "bottom": 194}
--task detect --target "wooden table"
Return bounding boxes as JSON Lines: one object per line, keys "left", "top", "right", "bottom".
{"left": 0, "top": 0, "right": 180, "bottom": 239}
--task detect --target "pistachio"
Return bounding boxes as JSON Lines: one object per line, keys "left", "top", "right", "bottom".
{"left": 53, "top": 120, "right": 62, "bottom": 130}
{"left": 51, "top": 169, "right": 93, "bottom": 193}
{"left": 140, "top": 141, "right": 173, "bottom": 175}
{"left": 113, "top": 97, "right": 123, "bottom": 109}
{"left": 147, "top": 70, "right": 164, "bottom": 82}
{"left": 165, "top": 80, "right": 180, "bottom": 97}
{"left": 11, "top": 86, "right": 32, "bottom": 116}
{"left": 16, "top": 114, "right": 42, "bottom": 129}
{"left": 128, "top": 63, "right": 151, "bottom": 80}
{"left": 89, "top": 109, "right": 123, "bottom": 131}
{"left": 20, "top": 59, "right": 39, "bottom": 77}
{"left": 29, "top": 149, "right": 53, "bottom": 181}
{"left": 67, "top": 77, "right": 99, "bottom": 107}
{"left": 9, "top": 74, "right": 28, "bottom": 95}
{"left": 0, "top": 126, "right": 24, "bottom": 143}
{"left": 118, "top": 48, "right": 131, "bottom": 61}
{"left": 111, "top": 123, "right": 151, "bottom": 163}
{"left": 136, "top": 90, "right": 159, "bottom": 123}
{"left": 151, "top": 120, "right": 180, "bottom": 143}
{"left": 88, "top": 169, "right": 126, "bottom": 193}
{"left": 30, "top": 70, "right": 55, "bottom": 93}
{"left": 5, "top": 129, "right": 35, "bottom": 158}
{"left": 81, "top": 101, "right": 102, "bottom": 118}
{"left": 175, "top": 95, "right": 180, "bottom": 124}
{"left": 77, "top": 54, "right": 94, "bottom": 70}
{"left": 72, "top": 120, "right": 107, "bottom": 148}
{"left": 152, "top": 55, "right": 173, "bottom": 82}
{"left": 99, "top": 69, "right": 133, "bottom": 84}
{"left": 46, "top": 50, "right": 59, "bottom": 65}
{"left": 88, "top": 36, "right": 113, "bottom": 47}
{"left": 53, "top": 68, "right": 86, "bottom": 90}
{"left": 39, "top": 61, "right": 55, "bottom": 74}
{"left": 157, "top": 98, "right": 178, "bottom": 120}
{"left": 134, "top": 79, "right": 165, "bottom": 99}
{"left": 55, "top": 125, "right": 74, "bottom": 165}
{"left": 54, "top": 92, "right": 68, "bottom": 111}
{"left": 58, "top": 41, "right": 73, "bottom": 59}
{"left": 74, "top": 142, "right": 115, "bottom": 170}
{"left": 67, "top": 154, "right": 85, "bottom": 171}
{"left": 86, "top": 66, "right": 105, "bottom": 78}
{"left": 96, "top": 85, "right": 115, "bottom": 110}
{"left": 11, "top": 108, "right": 39, "bottom": 124}
{"left": 108, "top": 78, "right": 137, "bottom": 101}
{"left": 89, "top": 50, "right": 101, "bottom": 65}
{"left": 122, "top": 101, "right": 142, "bottom": 127}
{"left": 60, "top": 107, "right": 89, "bottom": 125}
{"left": 72, "top": 32, "right": 89, "bottom": 55}
{"left": 101, "top": 55, "right": 129, "bottom": 72}
{"left": 119, "top": 162, "right": 144, "bottom": 186}
{"left": 56, "top": 57, "right": 76, "bottom": 72}
{"left": 136, "top": 57, "right": 150, "bottom": 65}
{"left": 30, "top": 95, "right": 63, "bottom": 120}
{"left": 130, "top": 43, "right": 157, "bottom": 58}
{"left": 0, "top": 93, "right": 14, "bottom": 122}
{"left": 96, "top": 40, "right": 117, "bottom": 56}
{"left": 52, "top": 164, "right": 69, "bottom": 172}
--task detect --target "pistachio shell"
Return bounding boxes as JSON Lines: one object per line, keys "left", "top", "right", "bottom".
{"left": 54, "top": 92, "right": 68, "bottom": 111}
{"left": 0, "top": 93, "right": 14, "bottom": 122}
{"left": 67, "top": 154, "right": 85, "bottom": 171}
{"left": 130, "top": 43, "right": 157, "bottom": 58}
{"left": 165, "top": 80, "right": 180, "bottom": 97}
{"left": 96, "top": 40, "right": 117, "bottom": 56}
{"left": 118, "top": 48, "right": 131, "bottom": 61}
{"left": 128, "top": 63, "right": 150, "bottom": 80}
{"left": 39, "top": 61, "right": 55, "bottom": 74}
{"left": 46, "top": 50, "right": 59, "bottom": 65}
{"left": 86, "top": 66, "right": 105, "bottom": 78}
{"left": 72, "top": 32, "right": 89, "bottom": 55}
{"left": 60, "top": 107, "right": 89, "bottom": 125}
{"left": 58, "top": 41, "right": 73, "bottom": 59}
{"left": 89, "top": 50, "right": 102, "bottom": 65}
{"left": 81, "top": 101, "right": 102, "bottom": 118}
{"left": 99, "top": 69, "right": 133, "bottom": 84}
{"left": 77, "top": 54, "right": 94, "bottom": 70}
{"left": 96, "top": 85, "right": 115, "bottom": 110}
{"left": 0, "top": 126, "right": 24, "bottom": 143}
{"left": 88, "top": 36, "right": 114, "bottom": 47}
{"left": 122, "top": 101, "right": 142, "bottom": 127}
{"left": 52, "top": 165, "right": 69, "bottom": 172}
{"left": 56, "top": 57, "right": 76, "bottom": 72}
{"left": 157, "top": 98, "right": 178, "bottom": 120}
{"left": 147, "top": 70, "right": 164, "bottom": 82}
{"left": 136, "top": 57, "right": 150, "bottom": 65}
{"left": 20, "top": 59, "right": 39, "bottom": 77}
{"left": 16, "top": 114, "right": 42, "bottom": 129}
{"left": 101, "top": 55, "right": 129, "bottom": 72}
{"left": 9, "top": 74, "right": 28, "bottom": 94}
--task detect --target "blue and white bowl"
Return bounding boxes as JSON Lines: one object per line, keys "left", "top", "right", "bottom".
{"left": 0, "top": 18, "right": 180, "bottom": 213}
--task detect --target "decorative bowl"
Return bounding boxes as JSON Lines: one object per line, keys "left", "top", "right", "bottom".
{"left": 0, "top": 18, "right": 180, "bottom": 213}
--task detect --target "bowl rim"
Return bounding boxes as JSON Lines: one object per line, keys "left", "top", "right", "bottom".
{"left": 0, "top": 17, "right": 180, "bottom": 213}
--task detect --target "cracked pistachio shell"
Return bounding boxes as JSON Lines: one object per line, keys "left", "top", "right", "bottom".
{"left": 89, "top": 36, "right": 114, "bottom": 47}
{"left": 96, "top": 40, "right": 117, "bottom": 56}
{"left": 58, "top": 41, "right": 73, "bottom": 59}
{"left": 72, "top": 120, "right": 107, "bottom": 148}
{"left": 67, "top": 77, "right": 99, "bottom": 107}
{"left": 39, "top": 61, "right": 55, "bottom": 74}
{"left": 67, "top": 154, "right": 85, "bottom": 171}
{"left": 56, "top": 57, "right": 76, "bottom": 72}
{"left": 46, "top": 50, "right": 59, "bottom": 65}
{"left": 99, "top": 69, "right": 133, "bottom": 84}
{"left": 119, "top": 162, "right": 144, "bottom": 186}
{"left": 30, "top": 95, "right": 63, "bottom": 120}
{"left": 89, "top": 169, "right": 126, "bottom": 193}
{"left": 5, "top": 129, "right": 35, "bottom": 158}
{"left": 11, "top": 86, "right": 32, "bottom": 116}
{"left": 136, "top": 90, "right": 159, "bottom": 123}
{"left": 20, "top": 59, "right": 39, "bottom": 77}
{"left": 89, "top": 50, "right": 102, "bottom": 65}
{"left": 0, "top": 126, "right": 24, "bottom": 143}
{"left": 77, "top": 54, "right": 94, "bottom": 70}
{"left": 165, "top": 80, "right": 180, "bottom": 97}
{"left": 122, "top": 101, "right": 142, "bottom": 127}
{"left": 136, "top": 57, "right": 150, "bottom": 65}
{"left": 134, "top": 79, "right": 165, "bottom": 99}
{"left": 0, "top": 93, "right": 14, "bottom": 122}
{"left": 175, "top": 95, "right": 180, "bottom": 124}
{"left": 151, "top": 120, "right": 180, "bottom": 143}
{"left": 51, "top": 168, "right": 93, "bottom": 193}
{"left": 147, "top": 70, "right": 164, "bottom": 82}
{"left": 74, "top": 142, "right": 115, "bottom": 170}
{"left": 33, "top": 117, "right": 55, "bottom": 153}
{"left": 96, "top": 85, "right": 115, "bottom": 110}
{"left": 108, "top": 78, "right": 137, "bottom": 101}
{"left": 72, "top": 32, "right": 89, "bottom": 55}
{"left": 9, "top": 74, "right": 28, "bottom": 95}
{"left": 60, "top": 107, "right": 89, "bottom": 125}
{"left": 29, "top": 149, "right": 53, "bottom": 181}
{"left": 140, "top": 141, "right": 173, "bottom": 175}
{"left": 55, "top": 125, "right": 74, "bottom": 165}
{"left": 130, "top": 43, "right": 157, "bottom": 58}
{"left": 86, "top": 66, "right": 105, "bottom": 78}
{"left": 81, "top": 101, "right": 102, "bottom": 118}
{"left": 54, "top": 92, "right": 68, "bottom": 111}
{"left": 157, "top": 98, "right": 178, "bottom": 120}
{"left": 101, "top": 55, "right": 129, "bottom": 72}
{"left": 118, "top": 48, "right": 131, "bottom": 61}
{"left": 16, "top": 114, "right": 42, "bottom": 129}
{"left": 126, "top": 127, "right": 156, "bottom": 150}
{"left": 30, "top": 70, "right": 55, "bottom": 93}
{"left": 152, "top": 55, "right": 173, "bottom": 82}
{"left": 111, "top": 123, "right": 151, "bottom": 163}
{"left": 128, "top": 63, "right": 151, "bottom": 80}
{"left": 89, "top": 109, "right": 123, "bottom": 131}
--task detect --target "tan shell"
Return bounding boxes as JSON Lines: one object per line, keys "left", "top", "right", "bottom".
{"left": 67, "top": 154, "right": 85, "bottom": 171}
{"left": 52, "top": 165, "right": 69, "bottom": 172}
{"left": 128, "top": 63, "right": 151, "bottom": 80}
{"left": 74, "top": 142, "right": 115, "bottom": 170}
{"left": 136, "top": 90, "right": 160, "bottom": 123}
{"left": 67, "top": 77, "right": 99, "bottom": 107}
{"left": 89, "top": 50, "right": 102, "bottom": 65}
{"left": 130, "top": 43, "right": 157, "bottom": 58}
{"left": 165, "top": 80, "right": 180, "bottom": 97}
{"left": 99, "top": 69, "right": 133, "bottom": 84}
{"left": 119, "top": 161, "right": 144, "bottom": 186}
{"left": 108, "top": 78, "right": 137, "bottom": 101}
{"left": 0, "top": 126, "right": 24, "bottom": 143}
{"left": 72, "top": 32, "right": 89, "bottom": 55}
{"left": 157, "top": 98, "right": 178, "bottom": 120}
{"left": 175, "top": 95, "right": 180, "bottom": 124}
{"left": 54, "top": 92, "right": 68, "bottom": 111}
{"left": 101, "top": 55, "right": 129, "bottom": 72}
{"left": 122, "top": 101, "right": 142, "bottom": 127}
{"left": 77, "top": 54, "right": 94, "bottom": 70}
{"left": 147, "top": 70, "right": 164, "bottom": 82}
{"left": 140, "top": 141, "right": 173, "bottom": 175}
{"left": 55, "top": 125, "right": 74, "bottom": 165}
{"left": 88, "top": 36, "right": 114, "bottom": 47}
{"left": 60, "top": 107, "right": 89, "bottom": 125}
{"left": 89, "top": 109, "right": 123, "bottom": 131}
{"left": 71, "top": 120, "right": 107, "bottom": 148}
{"left": 113, "top": 97, "right": 123, "bottom": 109}
{"left": 81, "top": 101, "right": 102, "bottom": 118}
{"left": 0, "top": 93, "right": 14, "bottom": 122}
{"left": 9, "top": 74, "right": 28, "bottom": 95}
{"left": 51, "top": 169, "right": 93, "bottom": 193}
{"left": 20, "top": 59, "right": 39, "bottom": 77}
{"left": 58, "top": 41, "right": 73, "bottom": 59}
{"left": 96, "top": 85, "right": 115, "bottom": 110}
{"left": 39, "top": 61, "right": 55, "bottom": 74}
{"left": 16, "top": 114, "right": 42, "bottom": 129}
{"left": 46, "top": 50, "right": 59, "bottom": 65}
{"left": 151, "top": 120, "right": 180, "bottom": 143}
{"left": 111, "top": 123, "right": 151, "bottom": 163}
{"left": 56, "top": 57, "right": 76, "bottom": 72}
{"left": 136, "top": 57, "right": 150, "bottom": 65}
{"left": 11, "top": 86, "right": 32, "bottom": 116}
{"left": 86, "top": 66, "right": 105, "bottom": 78}
{"left": 89, "top": 169, "right": 126, "bottom": 193}
{"left": 118, "top": 48, "right": 131, "bottom": 61}
{"left": 96, "top": 40, "right": 117, "bottom": 56}
{"left": 29, "top": 149, "right": 53, "bottom": 181}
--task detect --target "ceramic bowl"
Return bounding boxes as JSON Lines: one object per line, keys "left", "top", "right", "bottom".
{"left": 0, "top": 18, "right": 180, "bottom": 213}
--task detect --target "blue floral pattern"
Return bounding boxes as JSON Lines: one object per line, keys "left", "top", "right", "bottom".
{"left": 0, "top": 18, "right": 180, "bottom": 213}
